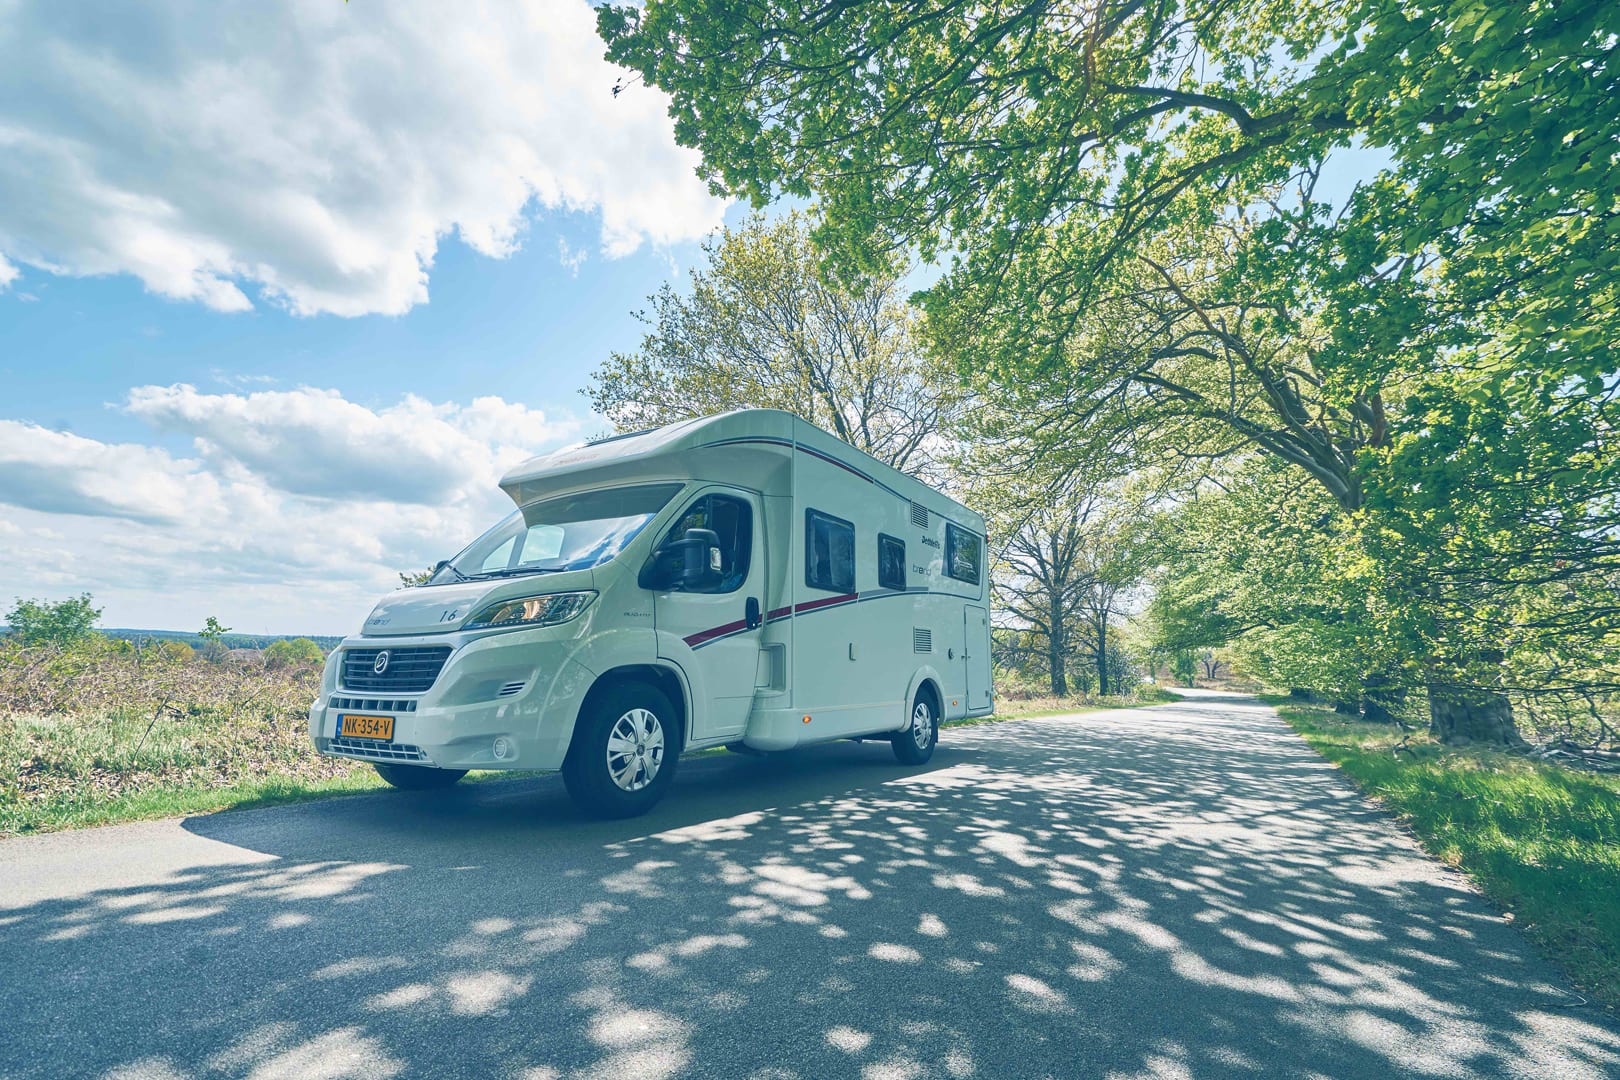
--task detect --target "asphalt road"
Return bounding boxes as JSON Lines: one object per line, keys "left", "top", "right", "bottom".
{"left": 3, "top": 691, "right": 1617, "bottom": 1079}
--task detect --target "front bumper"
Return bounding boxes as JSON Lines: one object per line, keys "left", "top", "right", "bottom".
{"left": 307, "top": 630, "right": 595, "bottom": 772}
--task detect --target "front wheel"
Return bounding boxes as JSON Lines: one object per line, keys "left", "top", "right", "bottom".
{"left": 892, "top": 692, "right": 939, "bottom": 764}
{"left": 373, "top": 763, "right": 467, "bottom": 790}
{"left": 562, "top": 683, "right": 681, "bottom": 818}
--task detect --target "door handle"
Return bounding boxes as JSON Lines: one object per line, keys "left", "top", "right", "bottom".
{"left": 745, "top": 597, "right": 762, "bottom": 630}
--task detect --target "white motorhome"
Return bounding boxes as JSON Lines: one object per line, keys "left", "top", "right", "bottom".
{"left": 309, "top": 409, "right": 992, "bottom": 817}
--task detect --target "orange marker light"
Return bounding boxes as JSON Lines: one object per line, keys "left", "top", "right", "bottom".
{"left": 802, "top": 715, "right": 812, "bottom": 724}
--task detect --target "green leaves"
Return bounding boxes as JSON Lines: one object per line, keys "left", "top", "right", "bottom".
{"left": 4, "top": 594, "right": 102, "bottom": 648}
{"left": 586, "top": 211, "right": 961, "bottom": 479}
{"left": 603, "top": 0, "right": 1620, "bottom": 733}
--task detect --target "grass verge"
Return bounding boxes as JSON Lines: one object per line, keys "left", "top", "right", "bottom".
{"left": 962, "top": 685, "right": 1179, "bottom": 726}
{"left": 4, "top": 768, "right": 393, "bottom": 835}
{"left": 3, "top": 686, "right": 1175, "bottom": 837}
{"left": 1273, "top": 700, "right": 1620, "bottom": 1010}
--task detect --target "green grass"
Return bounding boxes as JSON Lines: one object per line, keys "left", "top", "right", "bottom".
{"left": 1, "top": 706, "right": 397, "bottom": 836}
{"left": 942, "top": 686, "right": 1178, "bottom": 728}
{"left": 1274, "top": 701, "right": 1620, "bottom": 1009}
{"left": 2, "top": 684, "right": 1177, "bottom": 834}
{"left": 6, "top": 769, "right": 395, "bottom": 834}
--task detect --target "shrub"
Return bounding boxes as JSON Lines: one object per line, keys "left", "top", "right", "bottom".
{"left": 5, "top": 594, "right": 102, "bottom": 647}
{"left": 265, "top": 637, "right": 325, "bottom": 669}
{"left": 156, "top": 640, "right": 195, "bottom": 663}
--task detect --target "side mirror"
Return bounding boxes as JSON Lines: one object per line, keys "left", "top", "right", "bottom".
{"left": 679, "top": 528, "right": 722, "bottom": 588}
{"left": 639, "top": 528, "right": 722, "bottom": 591}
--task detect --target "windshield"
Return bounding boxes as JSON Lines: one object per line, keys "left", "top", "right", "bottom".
{"left": 430, "top": 483, "right": 683, "bottom": 583}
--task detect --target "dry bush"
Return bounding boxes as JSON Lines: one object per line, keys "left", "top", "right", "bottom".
{"left": 0, "top": 636, "right": 318, "bottom": 721}
{"left": 0, "top": 637, "right": 358, "bottom": 833}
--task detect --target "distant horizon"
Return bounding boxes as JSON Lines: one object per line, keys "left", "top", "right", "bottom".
{"left": 2, "top": 625, "right": 344, "bottom": 644}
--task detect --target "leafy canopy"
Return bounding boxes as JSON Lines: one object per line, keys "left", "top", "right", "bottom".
{"left": 587, "top": 210, "right": 961, "bottom": 477}
{"left": 5, "top": 593, "right": 103, "bottom": 647}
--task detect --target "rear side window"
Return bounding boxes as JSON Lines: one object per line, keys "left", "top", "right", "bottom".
{"left": 806, "top": 509, "right": 856, "bottom": 593}
{"left": 878, "top": 534, "right": 906, "bottom": 591}
{"left": 945, "top": 524, "right": 982, "bottom": 585}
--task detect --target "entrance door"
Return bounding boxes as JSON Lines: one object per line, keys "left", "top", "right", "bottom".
{"left": 653, "top": 487, "right": 766, "bottom": 741}
{"left": 965, "top": 605, "right": 991, "bottom": 711}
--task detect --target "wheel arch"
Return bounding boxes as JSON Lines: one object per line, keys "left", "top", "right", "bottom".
{"left": 574, "top": 663, "right": 692, "bottom": 756}
{"left": 904, "top": 667, "right": 945, "bottom": 729}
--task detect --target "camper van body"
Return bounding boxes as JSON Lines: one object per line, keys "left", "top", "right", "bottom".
{"left": 308, "top": 410, "right": 992, "bottom": 812}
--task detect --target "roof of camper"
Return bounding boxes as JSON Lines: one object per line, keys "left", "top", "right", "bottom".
{"left": 499, "top": 409, "right": 980, "bottom": 527}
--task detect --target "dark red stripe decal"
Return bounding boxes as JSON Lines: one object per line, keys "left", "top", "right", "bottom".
{"left": 697, "top": 437, "right": 878, "bottom": 487}
{"left": 794, "top": 592, "right": 859, "bottom": 613}
{"left": 797, "top": 446, "right": 872, "bottom": 484}
{"left": 684, "top": 593, "right": 860, "bottom": 648}
{"left": 683, "top": 618, "right": 751, "bottom": 648}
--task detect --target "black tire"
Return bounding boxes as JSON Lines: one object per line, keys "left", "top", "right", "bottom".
{"left": 892, "top": 689, "right": 939, "bottom": 764}
{"left": 373, "top": 763, "right": 467, "bottom": 790}
{"left": 562, "top": 682, "right": 682, "bottom": 818}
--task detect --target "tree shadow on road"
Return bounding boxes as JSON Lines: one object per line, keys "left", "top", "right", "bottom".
{"left": 3, "top": 704, "right": 1617, "bottom": 1079}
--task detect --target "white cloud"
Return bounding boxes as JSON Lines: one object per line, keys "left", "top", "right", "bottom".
{"left": 0, "top": 253, "right": 16, "bottom": 289}
{"left": 0, "top": 386, "right": 581, "bottom": 633}
{"left": 0, "top": 422, "right": 214, "bottom": 523}
{"left": 0, "top": 1, "right": 727, "bottom": 317}
{"left": 124, "top": 383, "right": 574, "bottom": 504}
{"left": 558, "top": 237, "right": 589, "bottom": 277}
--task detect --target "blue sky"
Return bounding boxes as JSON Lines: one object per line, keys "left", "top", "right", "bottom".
{"left": 3, "top": 209, "right": 725, "bottom": 449}
{"left": 0, "top": 1, "right": 742, "bottom": 634}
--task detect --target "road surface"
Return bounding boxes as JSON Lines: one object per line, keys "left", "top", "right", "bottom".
{"left": 3, "top": 691, "right": 1616, "bottom": 1079}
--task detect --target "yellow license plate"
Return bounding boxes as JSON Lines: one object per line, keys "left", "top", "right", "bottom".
{"left": 340, "top": 714, "right": 395, "bottom": 740}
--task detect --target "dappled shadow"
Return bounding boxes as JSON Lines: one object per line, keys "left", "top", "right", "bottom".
{"left": 3, "top": 701, "right": 1617, "bottom": 1079}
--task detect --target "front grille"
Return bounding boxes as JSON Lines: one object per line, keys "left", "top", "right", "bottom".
{"left": 913, "top": 628, "right": 933, "bottom": 653}
{"left": 329, "top": 696, "right": 419, "bottom": 713}
{"left": 340, "top": 646, "right": 452, "bottom": 693}
{"left": 327, "top": 737, "right": 429, "bottom": 763}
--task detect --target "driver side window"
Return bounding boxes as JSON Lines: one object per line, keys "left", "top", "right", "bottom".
{"left": 657, "top": 493, "right": 753, "bottom": 593}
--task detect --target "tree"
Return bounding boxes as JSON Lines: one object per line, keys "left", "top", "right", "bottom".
{"left": 599, "top": 0, "right": 1619, "bottom": 745}
{"left": 587, "top": 211, "right": 961, "bottom": 478}
{"left": 198, "top": 616, "right": 232, "bottom": 663}
{"left": 265, "top": 637, "right": 325, "bottom": 669}
{"left": 971, "top": 435, "right": 1151, "bottom": 697}
{"left": 1171, "top": 650, "right": 1199, "bottom": 689}
{"left": 4, "top": 593, "right": 102, "bottom": 647}
{"left": 991, "top": 498, "right": 1098, "bottom": 698}
{"left": 1146, "top": 458, "right": 1405, "bottom": 720}
{"left": 399, "top": 567, "right": 435, "bottom": 588}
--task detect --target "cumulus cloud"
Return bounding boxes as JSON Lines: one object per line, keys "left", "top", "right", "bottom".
{"left": 0, "top": 385, "right": 582, "bottom": 633}
{"left": 0, "top": 422, "right": 213, "bottom": 523}
{"left": 0, "top": 253, "right": 16, "bottom": 290}
{"left": 0, "top": 1, "right": 727, "bottom": 316}
{"left": 124, "top": 384, "right": 574, "bottom": 504}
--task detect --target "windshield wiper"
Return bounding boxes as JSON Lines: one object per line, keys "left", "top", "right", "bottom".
{"left": 466, "top": 566, "right": 568, "bottom": 580}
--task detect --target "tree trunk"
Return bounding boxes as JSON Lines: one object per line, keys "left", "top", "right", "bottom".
{"left": 1334, "top": 699, "right": 1361, "bottom": 717}
{"left": 1048, "top": 628, "right": 1068, "bottom": 697}
{"left": 1427, "top": 685, "right": 1523, "bottom": 746}
{"left": 1362, "top": 673, "right": 1405, "bottom": 725}
{"left": 1094, "top": 622, "right": 1109, "bottom": 696}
